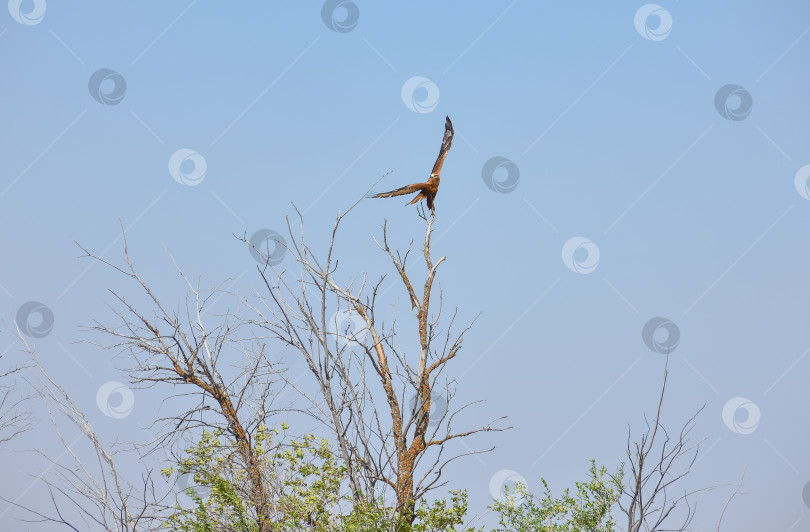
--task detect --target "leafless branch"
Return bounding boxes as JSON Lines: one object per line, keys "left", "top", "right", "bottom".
{"left": 9, "top": 325, "right": 167, "bottom": 531}
{"left": 716, "top": 467, "right": 746, "bottom": 531}
{"left": 618, "top": 355, "right": 714, "bottom": 532}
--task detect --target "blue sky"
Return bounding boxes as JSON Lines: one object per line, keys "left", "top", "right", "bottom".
{"left": 2, "top": 1, "right": 810, "bottom": 530}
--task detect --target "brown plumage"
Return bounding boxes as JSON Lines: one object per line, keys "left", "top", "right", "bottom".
{"left": 371, "top": 116, "right": 454, "bottom": 212}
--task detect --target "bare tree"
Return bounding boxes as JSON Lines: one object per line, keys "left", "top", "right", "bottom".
{"left": 618, "top": 356, "right": 712, "bottom": 532}
{"left": 247, "top": 198, "right": 508, "bottom": 526}
{"left": 78, "top": 229, "right": 289, "bottom": 532}
{"left": 6, "top": 329, "right": 165, "bottom": 532}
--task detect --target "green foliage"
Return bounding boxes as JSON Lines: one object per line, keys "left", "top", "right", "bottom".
{"left": 411, "top": 490, "right": 481, "bottom": 532}
{"left": 162, "top": 426, "right": 479, "bottom": 531}
{"left": 489, "top": 461, "right": 623, "bottom": 532}
{"left": 163, "top": 427, "right": 621, "bottom": 531}
{"left": 334, "top": 491, "right": 481, "bottom": 532}
{"left": 275, "top": 431, "right": 346, "bottom": 529}
{"left": 163, "top": 429, "right": 257, "bottom": 532}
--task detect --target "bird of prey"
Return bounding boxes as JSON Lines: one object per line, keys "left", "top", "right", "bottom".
{"left": 371, "top": 116, "right": 453, "bottom": 213}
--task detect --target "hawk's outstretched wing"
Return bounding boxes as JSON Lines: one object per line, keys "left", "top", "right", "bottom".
{"left": 370, "top": 182, "right": 426, "bottom": 198}
{"left": 430, "top": 116, "right": 454, "bottom": 177}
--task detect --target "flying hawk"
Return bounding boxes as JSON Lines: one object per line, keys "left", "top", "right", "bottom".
{"left": 371, "top": 116, "right": 454, "bottom": 212}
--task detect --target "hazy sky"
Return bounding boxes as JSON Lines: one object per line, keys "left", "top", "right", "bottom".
{"left": 2, "top": 1, "right": 810, "bottom": 530}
